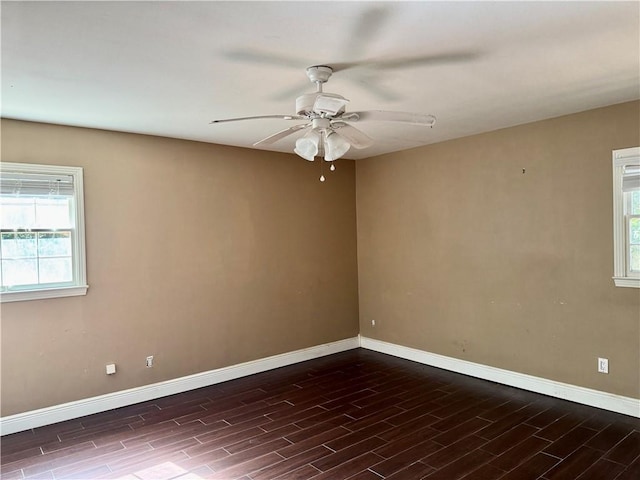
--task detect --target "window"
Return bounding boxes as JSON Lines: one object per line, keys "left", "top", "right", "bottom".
{"left": 0, "top": 162, "right": 88, "bottom": 302}
{"left": 612, "top": 147, "right": 640, "bottom": 288}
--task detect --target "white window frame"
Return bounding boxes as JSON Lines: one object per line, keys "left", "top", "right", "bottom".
{"left": 612, "top": 147, "right": 640, "bottom": 288}
{"left": 0, "top": 162, "right": 88, "bottom": 302}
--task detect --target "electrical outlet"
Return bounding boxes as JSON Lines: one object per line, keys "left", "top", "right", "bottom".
{"left": 371, "top": 319, "right": 376, "bottom": 326}
{"left": 146, "top": 355, "right": 154, "bottom": 368}
{"left": 597, "top": 357, "right": 609, "bottom": 374}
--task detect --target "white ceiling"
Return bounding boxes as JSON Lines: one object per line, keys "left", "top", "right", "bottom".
{"left": 2, "top": 1, "right": 639, "bottom": 160}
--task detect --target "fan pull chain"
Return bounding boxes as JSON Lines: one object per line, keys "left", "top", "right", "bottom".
{"left": 319, "top": 161, "right": 336, "bottom": 181}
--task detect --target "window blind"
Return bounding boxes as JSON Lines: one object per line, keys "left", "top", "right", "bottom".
{"left": 0, "top": 172, "right": 75, "bottom": 196}
{"left": 622, "top": 165, "right": 640, "bottom": 192}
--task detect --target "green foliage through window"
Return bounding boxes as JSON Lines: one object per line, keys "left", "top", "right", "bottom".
{"left": 0, "top": 231, "right": 73, "bottom": 287}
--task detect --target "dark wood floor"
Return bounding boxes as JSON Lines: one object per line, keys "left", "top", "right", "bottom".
{"left": 1, "top": 349, "right": 639, "bottom": 480}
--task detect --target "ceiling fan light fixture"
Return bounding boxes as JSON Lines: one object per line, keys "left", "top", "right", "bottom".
{"left": 294, "top": 130, "right": 320, "bottom": 161}
{"left": 212, "top": 66, "right": 437, "bottom": 177}
{"left": 324, "top": 131, "right": 351, "bottom": 161}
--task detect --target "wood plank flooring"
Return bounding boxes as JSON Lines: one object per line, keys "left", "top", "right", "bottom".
{"left": 1, "top": 349, "right": 639, "bottom": 480}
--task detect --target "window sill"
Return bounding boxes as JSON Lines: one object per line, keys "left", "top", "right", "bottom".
{"left": 1, "top": 285, "right": 89, "bottom": 303}
{"left": 613, "top": 277, "right": 640, "bottom": 288}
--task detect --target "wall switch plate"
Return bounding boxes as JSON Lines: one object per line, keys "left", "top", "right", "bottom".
{"left": 146, "top": 355, "right": 154, "bottom": 368}
{"left": 106, "top": 363, "right": 116, "bottom": 375}
{"left": 597, "top": 357, "right": 609, "bottom": 374}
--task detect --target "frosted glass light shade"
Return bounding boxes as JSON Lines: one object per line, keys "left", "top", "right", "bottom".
{"left": 294, "top": 130, "right": 320, "bottom": 161}
{"left": 324, "top": 132, "right": 350, "bottom": 161}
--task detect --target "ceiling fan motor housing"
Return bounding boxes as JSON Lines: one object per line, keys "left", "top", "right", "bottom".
{"left": 296, "top": 92, "right": 349, "bottom": 117}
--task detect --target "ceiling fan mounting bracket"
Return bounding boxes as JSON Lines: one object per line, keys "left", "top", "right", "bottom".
{"left": 306, "top": 66, "right": 333, "bottom": 84}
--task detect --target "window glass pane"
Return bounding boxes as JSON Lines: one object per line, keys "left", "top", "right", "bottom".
{"left": 0, "top": 195, "right": 71, "bottom": 229}
{"left": 631, "top": 191, "right": 640, "bottom": 215}
{"left": 38, "top": 232, "right": 72, "bottom": 257}
{"left": 35, "top": 197, "right": 72, "bottom": 228}
{"left": 0, "top": 196, "right": 36, "bottom": 228}
{"left": 38, "top": 257, "right": 73, "bottom": 283}
{"left": 1, "top": 232, "right": 37, "bottom": 259}
{"left": 630, "top": 217, "right": 640, "bottom": 245}
{"left": 0, "top": 232, "right": 74, "bottom": 287}
{"left": 2, "top": 259, "right": 38, "bottom": 286}
{"left": 630, "top": 245, "right": 640, "bottom": 273}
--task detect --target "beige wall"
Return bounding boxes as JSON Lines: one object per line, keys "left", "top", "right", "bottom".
{"left": 2, "top": 101, "right": 639, "bottom": 417}
{"left": 357, "top": 101, "right": 640, "bottom": 399}
{"left": 0, "top": 120, "right": 360, "bottom": 416}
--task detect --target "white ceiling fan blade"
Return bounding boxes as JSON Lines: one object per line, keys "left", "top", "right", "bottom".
{"left": 210, "top": 114, "right": 305, "bottom": 124}
{"left": 331, "top": 123, "right": 373, "bottom": 149}
{"left": 333, "top": 52, "right": 479, "bottom": 72}
{"left": 348, "top": 74, "right": 402, "bottom": 102}
{"left": 340, "top": 7, "right": 390, "bottom": 66}
{"left": 224, "top": 48, "right": 307, "bottom": 69}
{"left": 253, "top": 123, "right": 311, "bottom": 146}
{"left": 348, "top": 111, "right": 436, "bottom": 127}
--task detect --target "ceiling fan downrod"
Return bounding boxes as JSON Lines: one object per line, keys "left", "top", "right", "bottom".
{"left": 306, "top": 65, "right": 333, "bottom": 93}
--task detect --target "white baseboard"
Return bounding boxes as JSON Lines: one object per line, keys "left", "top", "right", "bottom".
{"left": 359, "top": 336, "right": 640, "bottom": 418}
{"left": 3, "top": 335, "right": 637, "bottom": 436}
{"left": 0, "top": 337, "right": 359, "bottom": 436}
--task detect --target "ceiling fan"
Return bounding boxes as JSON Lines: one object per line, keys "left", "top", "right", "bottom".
{"left": 210, "top": 65, "right": 436, "bottom": 177}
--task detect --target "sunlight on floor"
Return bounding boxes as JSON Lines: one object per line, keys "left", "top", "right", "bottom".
{"left": 115, "top": 461, "right": 204, "bottom": 480}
